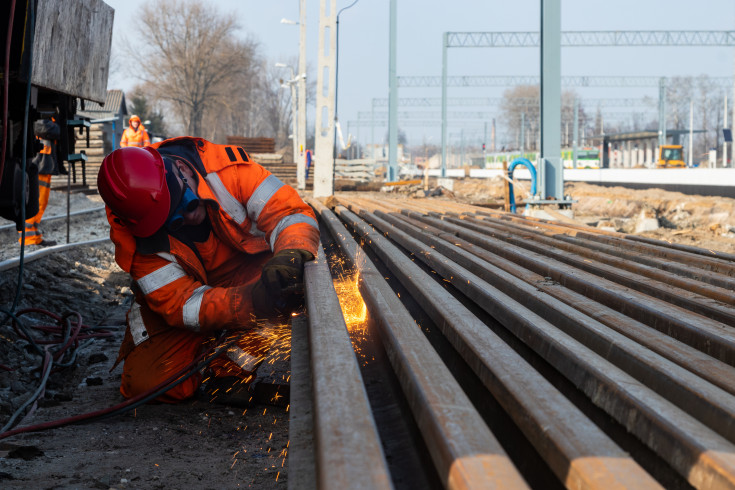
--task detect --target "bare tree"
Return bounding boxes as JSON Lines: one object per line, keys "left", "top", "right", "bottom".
{"left": 666, "top": 76, "right": 694, "bottom": 131}
{"left": 501, "top": 85, "right": 585, "bottom": 151}
{"left": 133, "top": 0, "right": 258, "bottom": 137}
{"left": 501, "top": 85, "right": 540, "bottom": 150}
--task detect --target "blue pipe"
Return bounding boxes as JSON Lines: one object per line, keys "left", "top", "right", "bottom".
{"left": 507, "top": 158, "right": 537, "bottom": 213}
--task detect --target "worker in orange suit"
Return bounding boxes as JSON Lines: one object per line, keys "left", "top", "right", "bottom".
{"left": 119, "top": 115, "right": 151, "bottom": 148}
{"left": 19, "top": 119, "right": 62, "bottom": 246}
{"left": 97, "top": 138, "right": 319, "bottom": 404}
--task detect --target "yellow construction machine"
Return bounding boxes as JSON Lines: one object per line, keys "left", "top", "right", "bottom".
{"left": 656, "top": 145, "right": 686, "bottom": 168}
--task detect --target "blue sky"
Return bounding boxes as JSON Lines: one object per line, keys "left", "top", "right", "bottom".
{"left": 105, "top": 0, "right": 735, "bottom": 147}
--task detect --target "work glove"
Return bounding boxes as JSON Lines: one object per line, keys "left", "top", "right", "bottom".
{"left": 252, "top": 249, "right": 314, "bottom": 317}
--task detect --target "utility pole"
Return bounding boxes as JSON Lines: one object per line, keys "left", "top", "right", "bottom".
{"left": 724, "top": 95, "right": 728, "bottom": 168}
{"left": 297, "top": 0, "right": 307, "bottom": 190}
{"left": 314, "top": 0, "right": 336, "bottom": 197}
{"left": 520, "top": 113, "right": 525, "bottom": 155}
{"left": 388, "top": 0, "right": 398, "bottom": 181}
{"left": 540, "top": 0, "right": 562, "bottom": 199}
{"left": 491, "top": 118, "right": 496, "bottom": 152}
{"left": 572, "top": 98, "right": 579, "bottom": 169}
{"left": 689, "top": 100, "right": 694, "bottom": 167}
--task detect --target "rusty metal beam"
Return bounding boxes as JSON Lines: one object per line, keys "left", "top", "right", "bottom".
{"left": 470, "top": 211, "right": 735, "bottom": 288}
{"left": 368, "top": 209, "right": 735, "bottom": 442}
{"left": 344, "top": 207, "right": 735, "bottom": 489}
{"left": 304, "top": 243, "right": 392, "bottom": 490}
{"left": 465, "top": 214, "right": 735, "bottom": 305}
{"left": 308, "top": 198, "right": 529, "bottom": 489}
{"left": 473, "top": 208, "right": 735, "bottom": 269}
{"left": 380, "top": 210, "right": 735, "bottom": 397}
{"left": 332, "top": 204, "right": 661, "bottom": 488}
{"left": 407, "top": 213, "right": 735, "bottom": 365}
{"left": 444, "top": 215, "right": 735, "bottom": 324}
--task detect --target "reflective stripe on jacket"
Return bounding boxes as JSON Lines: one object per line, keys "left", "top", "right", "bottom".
{"left": 107, "top": 137, "right": 320, "bottom": 336}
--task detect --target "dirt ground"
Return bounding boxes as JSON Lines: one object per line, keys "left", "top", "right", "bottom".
{"left": 449, "top": 177, "right": 735, "bottom": 254}
{"left": 0, "top": 192, "right": 292, "bottom": 489}
{"left": 1, "top": 179, "right": 735, "bottom": 489}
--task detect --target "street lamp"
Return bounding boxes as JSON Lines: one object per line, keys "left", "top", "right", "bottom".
{"left": 281, "top": 3, "right": 307, "bottom": 189}
{"left": 275, "top": 63, "right": 299, "bottom": 167}
{"left": 333, "top": 0, "right": 360, "bottom": 176}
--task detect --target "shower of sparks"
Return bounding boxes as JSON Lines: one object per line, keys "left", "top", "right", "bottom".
{"left": 330, "top": 255, "right": 371, "bottom": 364}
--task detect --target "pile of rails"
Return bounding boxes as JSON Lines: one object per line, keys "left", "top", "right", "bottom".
{"left": 291, "top": 194, "right": 735, "bottom": 489}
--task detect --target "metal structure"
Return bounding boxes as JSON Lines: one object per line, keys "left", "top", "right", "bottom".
{"left": 280, "top": 6, "right": 308, "bottom": 190}
{"left": 539, "top": 0, "right": 562, "bottom": 200}
{"left": 432, "top": 28, "right": 735, "bottom": 189}
{"left": 298, "top": 1, "right": 307, "bottom": 190}
{"left": 388, "top": 0, "right": 398, "bottom": 182}
{"left": 314, "top": 0, "right": 337, "bottom": 197}
{"left": 446, "top": 30, "right": 735, "bottom": 47}
{"left": 290, "top": 195, "right": 735, "bottom": 488}
{"left": 275, "top": 63, "right": 299, "bottom": 166}
{"left": 397, "top": 75, "right": 734, "bottom": 88}
{"left": 371, "top": 96, "right": 655, "bottom": 107}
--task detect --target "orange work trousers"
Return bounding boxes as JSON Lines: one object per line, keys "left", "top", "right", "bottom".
{"left": 18, "top": 174, "right": 51, "bottom": 245}
{"left": 120, "top": 252, "right": 276, "bottom": 403}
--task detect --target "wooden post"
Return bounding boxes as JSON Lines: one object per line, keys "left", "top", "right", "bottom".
{"left": 503, "top": 160, "right": 510, "bottom": 213}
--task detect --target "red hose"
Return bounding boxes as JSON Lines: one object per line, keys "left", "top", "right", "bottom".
{"left": 1, "top": 0, "right": 17, "bottom": 187}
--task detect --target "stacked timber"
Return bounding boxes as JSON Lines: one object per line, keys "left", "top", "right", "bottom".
{"left": 226, "top": 136, "right": 276, "bottom": 154}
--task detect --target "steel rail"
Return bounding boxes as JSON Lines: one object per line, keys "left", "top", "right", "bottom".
{"left": 474, "top": 208, "right": 735, "bottom": 266}
{"left": 0, "top": 238, "right": 111, "bottom": 272}
{"left": 288, "top": 315, "right": 316, "bottom": 490}
{"left": 406, "top": 212, "right": 735, "bottom": 365}
{"left": 469, "top": 212, "right": 735, "bottom": 288}
{"left": 336, "top": 204, "right": 735, "bottom": 489}
{"left": 0, "top": 206, "right": 107, "bottom": 232}
{"left": 447, "top": 215, "right": 735, "bottom": 324}
{"left": 309, "top": 198, "right": 529, "bottom": 489}
{"left": 379, "top": 208, "right": 735, "bottom": 397}
{"left": 471, "top": 208, "right": 735, "bottom": 276}
{"left": 363, "top": 207, "right": 735, "bottom": 441}
{"left": 466, "top": 214, "right": 735, "bottom": 303}
{"left": 332, "top": 204, "right": 661, "bottom": 489}
{"left": 628, "top": 233, "right": 735, "bottom": 261}
{"left": 303, "top": 243, "right": 392, "bottom": 490}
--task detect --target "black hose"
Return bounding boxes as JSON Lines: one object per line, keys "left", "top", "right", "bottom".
{"left": 12, "top": 0, "right": 35, "bottom": 313}
{"left": 0, "top": 0, "right": 17, "bottom": 187}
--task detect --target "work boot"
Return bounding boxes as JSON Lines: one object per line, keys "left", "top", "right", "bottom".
{"left": 201, "top": 376, "right": 254, "bottom": 408}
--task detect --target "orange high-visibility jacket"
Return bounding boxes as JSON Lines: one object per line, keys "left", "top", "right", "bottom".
{"left": 120, "top": 120, "right": 151, "bottom": 148}
{"left": 107, "top": 137, "right": 320, "bottom": 351}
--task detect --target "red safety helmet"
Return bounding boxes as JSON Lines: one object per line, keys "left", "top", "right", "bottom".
{"left": 98, "top": 146, "right": 172, "bottom": 237}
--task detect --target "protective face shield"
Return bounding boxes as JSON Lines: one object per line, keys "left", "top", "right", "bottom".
{"left": 166, "top": 186, "right": 200, "bottom": 232}
{"left": 165, "top": 166, "right": 200, "bottom": 231}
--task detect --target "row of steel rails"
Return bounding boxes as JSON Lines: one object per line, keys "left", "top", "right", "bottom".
{"left": 289, "top": 194, "right": 735, "bottom": 490}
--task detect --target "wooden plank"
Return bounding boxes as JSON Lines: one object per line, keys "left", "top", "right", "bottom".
{"left": 32, "top": 0, "right": 113, "bottom": 103}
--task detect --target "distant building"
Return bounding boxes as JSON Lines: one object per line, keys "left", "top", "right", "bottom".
{"left": 77, "top": 89, "right": 128, "bottom": 155}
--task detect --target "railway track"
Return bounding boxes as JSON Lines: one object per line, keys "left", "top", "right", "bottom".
{"left": 292, "top": 194, "right": 735, "bottom": 489}
{"left": 0, "top": 206, "right": 108, "bottom": 264}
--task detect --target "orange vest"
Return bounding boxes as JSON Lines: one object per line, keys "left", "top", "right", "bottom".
{"left": 107, "top": 137, "right": 319, "bottom": 358}
{"left": 120, "top": 124, "right": 151, "bottom": 147}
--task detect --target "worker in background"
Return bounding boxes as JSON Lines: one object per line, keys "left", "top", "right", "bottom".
{"left": 19, "top": 118, "right": 62, "bottom": 246}
{"left": 97, "top": 138, "right": 319, "bottom": 405}
{"left": 119, "top": 115, "right": 151, "bottom": 148}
